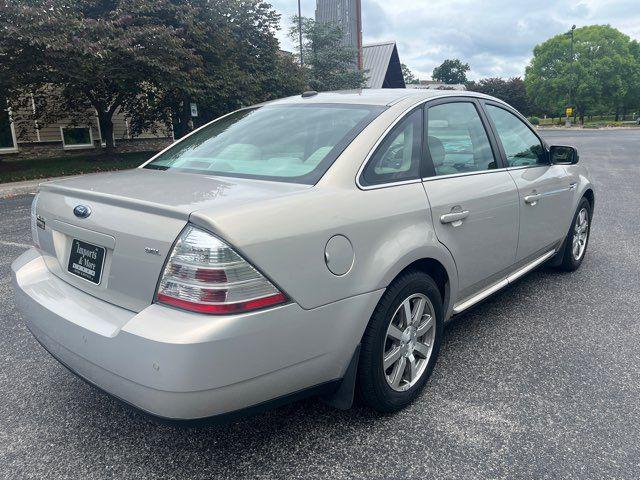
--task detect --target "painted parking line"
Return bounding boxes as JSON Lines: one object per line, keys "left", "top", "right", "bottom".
{"left": 0, "top": 240, "right": 30, "bottom": 249}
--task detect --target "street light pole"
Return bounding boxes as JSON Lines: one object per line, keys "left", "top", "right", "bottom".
{"left": 568, "top": 25, "right": 576, "bottom": 126}
{"left": 298, "top": 0, "right": 304, "bottom": 66}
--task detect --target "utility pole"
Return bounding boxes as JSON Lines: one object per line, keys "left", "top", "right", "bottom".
{"left": 566, "top": 25, "right": 576, "bottom": 127}
{"left": 355, "top": 0, "right": 363, "bottom": 70}
{"left": 298, "top": 0, "right": 304, "bottom": 66}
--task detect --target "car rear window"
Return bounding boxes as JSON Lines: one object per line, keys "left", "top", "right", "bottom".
{"left": 144, "top": 104, "right": 385, "bottom": 184}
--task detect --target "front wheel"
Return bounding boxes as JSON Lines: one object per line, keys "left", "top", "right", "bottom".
{"left": 357, "top": 270, "right": 443, "bottom": 412}
{"left": 556, "top": 197, "right": 592, "bottom": 271}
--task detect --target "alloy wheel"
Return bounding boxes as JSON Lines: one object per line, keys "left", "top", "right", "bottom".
{"left": 572, "top": 207, "right": 589, "bottom": 261}
{"left": 383, "top": 293, "right": 436, "bottom": 392}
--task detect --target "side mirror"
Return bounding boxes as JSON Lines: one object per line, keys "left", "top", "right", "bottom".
{"left": 550, "top": 145, "right": 579, "bottom": 165}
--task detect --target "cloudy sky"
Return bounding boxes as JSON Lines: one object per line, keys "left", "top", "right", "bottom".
{"left": 269, "top": 0, "right": 640, "bottom": 80}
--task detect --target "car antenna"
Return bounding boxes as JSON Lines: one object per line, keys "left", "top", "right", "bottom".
{"left": 301, "top": 91, "right": 318, "bottom": 98}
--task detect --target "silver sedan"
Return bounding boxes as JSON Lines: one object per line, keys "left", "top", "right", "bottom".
{"left": 12, "top": 89, "right": 594, "bottom": 420}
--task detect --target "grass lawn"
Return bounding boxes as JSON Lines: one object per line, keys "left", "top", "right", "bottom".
{"left": 0, "top": 151, "right": 157, "bottom": 184}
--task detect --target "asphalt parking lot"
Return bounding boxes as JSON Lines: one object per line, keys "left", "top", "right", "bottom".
{"left": 1, "top": 129, "right": 639, "bottom": 479}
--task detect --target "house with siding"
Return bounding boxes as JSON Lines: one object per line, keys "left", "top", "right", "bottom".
{"left": 0, "top": 95, "right": 173, "bottom": 160}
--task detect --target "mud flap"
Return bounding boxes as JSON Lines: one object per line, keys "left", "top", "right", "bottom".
{"left": 321, "top": 344, "right": 360, "bottom": 410}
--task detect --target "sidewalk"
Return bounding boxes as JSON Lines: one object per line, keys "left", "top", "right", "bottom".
{"left": 0, "top": 175, "right": 73, "bottom": 199}
{"left": 537, "top": 125, "right": 640, "bottom": 130}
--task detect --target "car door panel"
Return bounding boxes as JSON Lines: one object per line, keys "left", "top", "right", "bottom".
{"left": 481, "top": 102, "right": 574, "bottom": 262}
{"left": 421, "top": 99, "right": 520, "bottom": 302}
{"left": 423, "top": 172, "right": 519, "bottom": 299}
{"left": 507, "top": 165, "right": 574, "bottom": 261}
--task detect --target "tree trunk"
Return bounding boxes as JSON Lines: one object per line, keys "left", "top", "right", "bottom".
{"left": 172, "top": 96, "right": 193, "bottom": 139}
{"left": 97, "top": 110, "right": 115, "bottom": 156}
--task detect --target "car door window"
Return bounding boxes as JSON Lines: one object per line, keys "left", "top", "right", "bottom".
{"left": 360, "top": 108, "right": 422, "bottom": 186}
{"left": 426, "top": 102, "right": 497, "bottom": 177}
{"left": 485, "top": 105, "right": 547, "bottom": 167}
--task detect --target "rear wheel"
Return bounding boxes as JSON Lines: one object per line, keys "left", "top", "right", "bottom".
{"left": 357, "top": 270, "right": 443, "bottom": 412}
{"left": 556, "top": 197, "right": 591, "bottom": 271}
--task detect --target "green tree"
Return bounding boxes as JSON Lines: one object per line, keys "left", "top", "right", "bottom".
{"left": 0, "top": 0, "right": 195, "bottom": 153}
{"left": 525, "top": 25, "right": 640, "bottom": 124}
{"left": 432, "top": 59, "right": 470, "bottom": 84}
{"left": 289, "top": 17, "right": 366, "bottom": 92}
{"left": 401, "top": 63, "right": 420, "bottom": 84}
{"left": 143, "top": 0, "right": 305, "bottom": 138}
{"left": 0, "top": 0, "right": 306, "bottom": 147}
{"left": 620, "top": 40, "right": 640, "bottom": 118}
{"left": 466, "top": 77, "right": 532, "bottom": 115}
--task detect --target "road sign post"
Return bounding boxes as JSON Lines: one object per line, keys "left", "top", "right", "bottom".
{"left": 565, "top": 106, "right": 573, "bottom": 127}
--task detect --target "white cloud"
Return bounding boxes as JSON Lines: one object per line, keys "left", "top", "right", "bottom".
{"left": 271, "top": 0, "right": 640, "bottom": 80}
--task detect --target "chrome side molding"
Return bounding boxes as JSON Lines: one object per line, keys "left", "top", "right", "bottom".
{"left": 452, "top": 279, "right": 508, "bottom": 314}
{"left": 505, "top": 250, "right": 556, "bottom": 284}
{"left": 452, "top": 249, "right": 556, "bottom": 314}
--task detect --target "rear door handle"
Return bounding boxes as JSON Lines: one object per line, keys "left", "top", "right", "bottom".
{"left": 440, "top": 210, "right": 469, "bottom": 226}
{"left": 524, "top": 193, "right": 542, "bottom": 206}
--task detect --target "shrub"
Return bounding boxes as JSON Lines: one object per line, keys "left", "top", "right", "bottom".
{"left": 528, "top": 116, "right": 540, "bottom": 125}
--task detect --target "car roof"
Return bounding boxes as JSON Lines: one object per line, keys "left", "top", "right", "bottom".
{"left": 267, "top": 88, "right": 497, "bottom": 107}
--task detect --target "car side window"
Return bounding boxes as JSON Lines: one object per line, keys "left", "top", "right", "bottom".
{"left": 485, "top": 105, "right": 547, "bottom": 167}
{"left": 360, "top": 108, "right": 422, "bottom": 186}
{"left": 426, "top": 102, "right": 497, "bottom": 177}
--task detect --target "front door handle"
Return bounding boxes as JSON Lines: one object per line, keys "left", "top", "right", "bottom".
{"left": 524, "top": 193, "right": 542, "bottom": 206}
{"left": 440, "top": 210, "right": 469, "bottom": 226}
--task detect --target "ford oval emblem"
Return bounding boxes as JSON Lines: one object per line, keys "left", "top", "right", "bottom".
{"left": 73, "top": 205, "right": 92, "bottom": 219}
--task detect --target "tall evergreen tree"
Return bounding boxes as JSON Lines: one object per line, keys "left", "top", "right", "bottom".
{"left": 289, "top": 16, "right": 367, "bottom": 92}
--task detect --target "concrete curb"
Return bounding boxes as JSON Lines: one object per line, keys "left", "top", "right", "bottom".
{"left": 0, "top": 175, "right": 73, "bottom": 199}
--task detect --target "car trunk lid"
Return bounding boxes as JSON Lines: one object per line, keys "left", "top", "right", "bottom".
{"left": 34, "top": 168, "right": 309, "bottom": 312}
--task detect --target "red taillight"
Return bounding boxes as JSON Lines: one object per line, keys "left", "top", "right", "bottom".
{"left": 157, "top": 292, "right": 286, "bottom": 314}
{"left": 156, "top": 226, "right": 286, "bottom": 315}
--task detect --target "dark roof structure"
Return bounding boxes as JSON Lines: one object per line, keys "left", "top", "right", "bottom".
{"left": 362, "top": 41, "right": 406, "bottom": 89}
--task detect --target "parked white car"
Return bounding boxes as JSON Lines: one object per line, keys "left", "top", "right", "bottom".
{"left": 12, "top": 89, "right": 594, "bottom": 421}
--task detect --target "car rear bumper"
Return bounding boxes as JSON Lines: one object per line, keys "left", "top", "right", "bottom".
{"left": 12, "top": 248, "right": 382, "bottom": 420}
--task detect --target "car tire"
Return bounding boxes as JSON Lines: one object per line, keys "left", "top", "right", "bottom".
{"left": 555, "top": 197, "right": 592, "bottom": 271}
{"left": 357, "top": 270, "right": 443, "bottom": 413}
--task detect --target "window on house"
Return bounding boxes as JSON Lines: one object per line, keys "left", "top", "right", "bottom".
{"left": 0, "top": 107, "right": 17, "bottom": 151}
{"left": 62, "top": 127, "right": 93, "bottom": 148}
